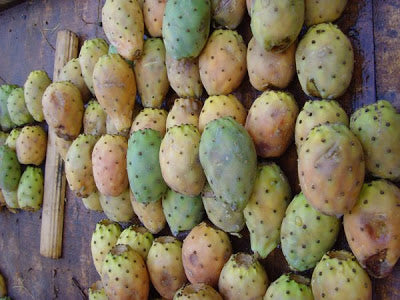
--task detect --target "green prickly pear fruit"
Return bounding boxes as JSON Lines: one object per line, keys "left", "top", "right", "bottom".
{"left": 143, "top": 0, "right": 167, "bottom": 37}
{"left": 102, "top": 0, "right": 144, "bottom": 60}
{"left": 42, "top": 81, "right": 83, "bottom": 140}
{"left": 65, "top": 134, "right": 98, "bottom": 198}
{"left": 92, "top": 135, "right": 128, "bottom": 197}
{"left": 0, "top": 84, "right": 18, "bottom": 131}
{"left": 88, "top": 281, "right": 107, "bottom": 300}
{"left": 91, "top": 219, "right": 122, "bottom": 275}
{"left": 17, "top": 166, "right": 43, "bottom": 211}
{"left": 7, "top": 87, "right": 33, "bottom": 126}
{"left": 54, "top": 135, "right": 72, "bottom": 161}
{"left": 160, "top": 124, "right": 205, "bottom": 196}
{"left": 166, "top": 55, "right": 203, "bottom": 98}
{"left": 83, "top": 100, "right": 107, "bottom": 136}
{"left": 296, "top": 23, "right": 354, "bottom": 99}
{"left": 311, "top": 251, "right": 372, "bottom": 300}
{"left": 99, "top": 189, "right": 134, "bottom": 222}
{"left": 245, "top": 90, "right": 299, "bottom": 158}
{"left": 162, "top": 188, "right": 204, "bottom": 236}
{"left": 134, "top": 38, "right": 169, "bottom": 108}
{"left": 93, "top": 54, "right": 136, "bottom": 132}
{"left": 174, "top": 283, "right": 222, "bottom": 300}
{"left": 147, "top": 236, "right": 187, "bottom": 299}
{"left": 15, "top": 125, "right": 47, "bottom": 165}
{"left": 130, "top": 108, "right": 167, "bottom": 136}
{"left": 298, "top": 123, "right": 365, "bottom": 216}
{"left": 199, "top": 29, "right": 246, "bottom": 95}
{"left": 264, "top": 274, "right": 313, "bottom": 300}
{"left": 251, "top": 0, "right": 304, "bottom": 52}
{"left": 101, "top": 244, "right": 149, "bottom": 300}
{"left": 79, "top": 38, "right": 109, "bottom": 94}
{"left": 247, "top": 37, "right": 296, "bottom": 91}
{"left": 218, "top": 253, "right": 269, "bottom": 300}
{"left": 305, "top": 0, "right": 348, "bottom": 26}
{"left": 24, "top": 70, "right": 52, "bottom": 122}
{"left": 0, "top": 131, "right": 8, "bottom": 146}
{"left": 116, "top": 225, "right": 154, "bottom": 259}
{"left": 163, "top": 0, "right": 211, "bottom": 59}
{"left": 199, "top": 94, "right": 246, "bottom": 133}
{"left": 295, "top": 100, "right": 349, "bottom": 149}
{"left": 202, "top": 183, "right": 245, "bottom": 233}
{"left": 127, "top": 128, "right": 167, "bottom": 204}
{"left": 5, "top": 128, "right": 21, "bottom": 150}
{"left": 200, "top": 117, "right": 257, "bottom": 212}
{"left": 105, "top": 114, "right": 130, "bottom": 137}
{"left": 2, "top": 189, "right": 19, "bottom": 211}
{"left": 82, "top": 190, "right": 103, "bottom": 212}
{"left": 182, "top": 222, "right": 232, "bottom": 286}
{"left": 211, "top": 0, "right": 246, "bottom": 29}
{"left": 244, "top": 163, "right": 291, "bottom": 258}
{"left": 166, "top": 98, "right": 202, "bottom": 130}
{"left": 281, "top": 193, "right": 340, "bottom": 271}
{"left": 0, "top": 145, "right": 21, "bottom": 191}
{"left": 59, "top": 58, "right": 91, "bottom": 102}
{"left": 344, "top": 180, "right": 400, "bottom": 278}
{"left": 350, "top": 100, "right": 400, "bottom": 181}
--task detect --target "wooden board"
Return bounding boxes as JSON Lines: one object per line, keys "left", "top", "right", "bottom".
{"left": 0, "top": 0, "right": 399, "bottom": 299}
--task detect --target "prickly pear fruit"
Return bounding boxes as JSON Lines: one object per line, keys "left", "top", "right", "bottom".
{"left": 17, "top": 166, "right": 43, "bottom": 211}
{"left": 88, "top": 281, "right": 107, "bottom": 300}
{"left": 127, "top": 129, "right": 167, "bottom": 203}
{"left": 65, "top": 134, "right": 98, "bottom": 197}
{"left": 264, "top": 274, "right": 313, "bottom": 300}
{"left": 298, "top": 123, "right": 365, "bottom": 216}
{"left": 92, "top": 135, "right": 128, "bottom": 196}
{"left": 296, "top": 23, "right": 354, "bottom": 99}
{"left": 199, "top": 94, "right": 246, "bottom": 133}
{"left": 160, "top": 124, "right": 205, "bottom": 196}
{"left": 211, "top": 0, "right": 246, "bottom": 29}
{"left": 247, "top": 37, "right": 296, "bottom": 90}
{"left": 0, "top": 84, "right": 18, "bottom": 131}
{"left": 311, "top": 251, "right": 372, "bottom": 300}
{"left": 202, "top": 183, "right": 245, "bottom": 233}
{"left": 182, "top": 222, "right": 232, "bottom": 286}
{"left": 0, "top": 131, "right": 8, "bottom": 146}
{"left": 79, "top": 38, "right": 109, "bottom": 94}
{"left": 82, "top": 190, "right": 103, "bottom": 212}
{"left": 131, "top": 194, "right": 166, "bottom": 234}
{"left": 219, "top": 253, "right": 268, "bottom": 300}
{"left": 99, "top": 189, "right": 134, "bottom": 222}
{"left": 91, "top": 219, "right": 122, "bottom": 274}
{"left": 5, "top": 128, "right": 21, "bottom": 150}
{"left": 42, "top": 81, "right": 83, "bottom": 140}
{"left": 0, "top": 145, "right": 21, "bottom": 191}
{"left": 162, "top": 188, "right": 204, "bottom": 236}
{"left": 166, "top": 98, "right": 202, "bottom": 130}
{"left": 101, "top": 244, "right": 149, "bottom": 300}
{"left": 24, "top": 70, "right": 52, "bottom": 122}
{"left": 83, "top": 100, "right": 107, "bottom": 136}
{"left": 246, "top": 0, "right": 253, "bottom": 15}
{"left": 2, "top": 189, "right": 19, "bottom": 211}
{"left": 305, "top": 0, "right": 348, "bottom": 26}
{"left": 251, "top": 0, "right": 304, "bottom": 51}
{"left": 163, "top": 0, "right": 210, "bottom": 59}
{"left": 147, "top": 236, "right": 187, "bottom": 299}
{"left": 117, "top": 225, "right": 154, "bottom": 259}
{"left": 143, "top": 0, "right": 166, "bottom": 37}
{"left": 0, "top": 189, "right": 5, "bottom": 209}
{"left": 105, "top": 114, "right": 130, "bottom": 137}
{"left": 281, "top": 193, "right": 340, "bottom": 271}
{"left": 245, "top": 90, "right": 299, "bottom": 158}
{"left": 130, "top": 108, "right": 167, "bottom": 136}
{"left": 16, "top": 125, "right": 47, "bottom": 165}
{"left": 199, "top": 29, "right": 246, "bottom": 95}
{"left": 174, "top": 283, "right": 222, "bottom": 300}
{"left": 102, "top": 0, "right": 144, "bottom": 60}
{"left": 166, "top": 55, "right": 203, "bottom": 98}
{"left": 59, "top": 58, "right": 91, "bottom": 102}
{"left": 93, "top": 54, "right": 136, "bottom": 132}
{"left": 295, "top": 100, "right": 349, "bottom": 149}
{"left": 134, "top": 38, "right": 169, "bottom": 108}
{"left": 7, "top": 87, "right": 33, "bottom": 126}
{"left": 350, "top": 100, "right": 400, "bottom": 181}
{"left": 244, "top": 163, "right": 291, "bottom": 258}
{"left": 344, "top": 180, "right": 400, "bottom": 278}
{"left": 54, "top": 135, "right": 72, "bottom": 161}
{"left": 200, "top": 117, "right": 257, "bottom": 211}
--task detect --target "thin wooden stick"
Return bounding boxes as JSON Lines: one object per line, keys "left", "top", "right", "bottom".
{"left": 40, "top": 30, "right": 78, "bottom": 259}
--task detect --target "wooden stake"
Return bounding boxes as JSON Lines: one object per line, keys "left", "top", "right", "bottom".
{"left": 40, "top": 30, "right": 78, "bottom": 259}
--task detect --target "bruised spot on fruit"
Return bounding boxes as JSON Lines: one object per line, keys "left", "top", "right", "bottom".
{"left": 189, "top": 252, "right": 199, "bottom": 266}
{"left": 363, "top": 214, "right": 388, "bottom": 242}
{"left": 365, "top": 249, "right": 392, "bottom": 278}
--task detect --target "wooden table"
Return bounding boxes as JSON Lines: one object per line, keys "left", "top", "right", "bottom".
{"left": 0, "top": 0, "right": 399, "bottom": 299}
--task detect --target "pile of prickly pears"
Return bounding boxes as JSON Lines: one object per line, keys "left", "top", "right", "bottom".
{"left": 1, "top": 0, "right": 399, "bottom": 299}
